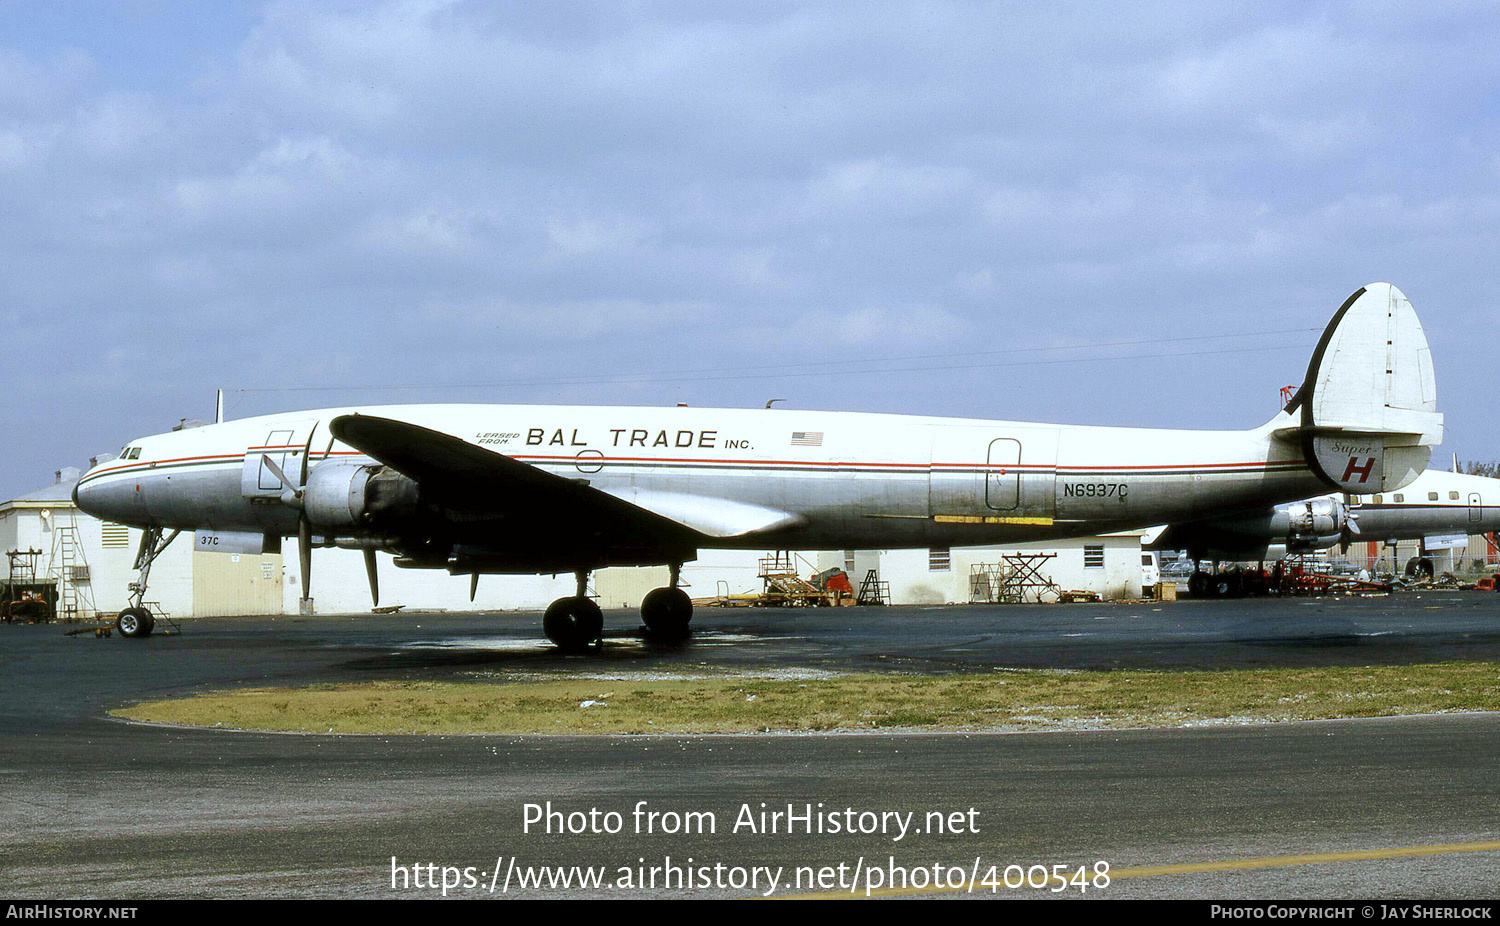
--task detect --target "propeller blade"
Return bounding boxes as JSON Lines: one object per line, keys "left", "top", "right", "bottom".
{"left": 298, "top": 517, "right": 312, "bottom": 601}
{"left": 364, "top": 548, "right": 379, "bottom": 607}
{"left": 470, "top": 572, "right": 479, "bottom": 602}
{"left": 299, "top": 432, "right": 313, "bottom": 486}
{"left": 260, "top": 455, "right": 303, "bottom": 498}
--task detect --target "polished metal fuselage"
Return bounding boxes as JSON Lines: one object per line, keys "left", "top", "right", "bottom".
{"left": 75, "top": 402, "right": 1330, "bottom": 560}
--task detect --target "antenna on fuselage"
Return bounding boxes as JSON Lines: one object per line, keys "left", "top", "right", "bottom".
{"left": 215, "top": 389, "right": 225, "bottom": 424}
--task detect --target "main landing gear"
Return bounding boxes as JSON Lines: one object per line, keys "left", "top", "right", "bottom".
{"left": 543, "top": 571, "right": 604, "bottom": 653}
{"left": 541, "top": 563, "right": 694, "bottom": 653}
{"left": 1188, "top": 565, "right": 1246, "bottom": 599}
{"left": 641, "top": 563, "right": 692, "bottom": 643}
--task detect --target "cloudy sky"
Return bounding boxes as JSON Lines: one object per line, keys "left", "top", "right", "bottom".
{"left": 3, "top": 1, "right": 1497, "bottom": 498}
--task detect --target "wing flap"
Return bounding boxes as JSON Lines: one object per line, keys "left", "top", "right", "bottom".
{"left": 601, "top": 488, "right": 803, "bottom": 538}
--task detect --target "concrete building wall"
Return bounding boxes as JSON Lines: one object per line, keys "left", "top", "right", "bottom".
{"left": 279, "top": 541, "right": 577, "bottom": 615}
{"left": 882, "top": 535, "right": 1144, "bottom": 604}
{"left": 0, "top": 504, "right": 194, "bottom": 620}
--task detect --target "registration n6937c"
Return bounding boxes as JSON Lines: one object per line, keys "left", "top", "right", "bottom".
{"left": 1063, "top": 483, "right": 1128, "bottom": 499}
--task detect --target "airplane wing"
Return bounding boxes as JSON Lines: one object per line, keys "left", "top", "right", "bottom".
{"left": 327, "top": 414, "right": 799, "bottom": 540}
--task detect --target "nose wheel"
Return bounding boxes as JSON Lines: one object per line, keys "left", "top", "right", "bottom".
{"left": 116, "top": 606, "right": 155, "bottom": 638}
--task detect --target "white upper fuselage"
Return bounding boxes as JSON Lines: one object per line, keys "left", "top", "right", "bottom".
{"left": 1342, "top": 469, "right": 1498, "bottom": 540}
{"left": 75, "top": 402, "right": 1328, "bottom": 553}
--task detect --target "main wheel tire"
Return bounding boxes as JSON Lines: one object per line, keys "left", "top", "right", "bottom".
{"left": 543, "top": 596, "right": 603, "bottom": 652}
{"left": 1211, "top": 574, "right": 1234, "bottom": 598}
{"left": 116, "top": 607, "right": 155, "bottom": 638}
{"left": 641, "top": 586, "right": 693, "bottom": 641}
{"left": 1404, "top": 557, "right": 1436, "bottom": 580}
{"left": 1188, "top": 571, "right": 1208, "bottom": 598}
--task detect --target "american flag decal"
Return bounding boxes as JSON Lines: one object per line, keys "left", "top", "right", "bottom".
{"left": 791, "top": 431, "right": 824, "bottom": 447}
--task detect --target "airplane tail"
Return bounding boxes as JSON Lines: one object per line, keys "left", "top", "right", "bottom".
{"left": 1275, "top": 283, "right": 1442, "bottom": 493}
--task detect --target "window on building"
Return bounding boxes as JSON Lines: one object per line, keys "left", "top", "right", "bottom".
{"left": 929, "top": 548, "right": 951, "bottom": 572}
{"left": 1084, "top": 545, "right": 1105, "bottom": 568}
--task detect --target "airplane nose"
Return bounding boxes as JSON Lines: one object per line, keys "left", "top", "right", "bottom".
{"left": 74, "top": 472, "right": 148, "bottom": 526}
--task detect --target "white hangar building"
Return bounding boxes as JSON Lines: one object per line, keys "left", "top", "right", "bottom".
{"left": 2, "top": 469, "right": 1146, "bottom": 623}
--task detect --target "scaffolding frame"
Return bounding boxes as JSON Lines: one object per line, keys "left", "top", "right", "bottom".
{"left": 969, "top": 553, "right": 1060, "bottom": 604}
{"left": 756, "top": 551, "right": 831, "bottom": 606}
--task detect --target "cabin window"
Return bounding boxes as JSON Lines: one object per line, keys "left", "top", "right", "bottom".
{"left": 1373, "top": 495, "right": 1382, "bottom": 505}
{"left": 1450, "top": 491, "right": 1460, "bottom": 500}
{"left": 1084, "top": 545, "right": 1105, "bottom": 569}
{"left": 928, "top": 548, "right": 951, "bottom": 572}
{"left": 1394, "top": 494, "right": 1404, "bottom": 503}
{"left": 1429, "top": 492, "right": 1439, "bottom": 501}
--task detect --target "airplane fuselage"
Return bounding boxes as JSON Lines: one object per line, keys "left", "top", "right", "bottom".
{"left": 76, "top": 403, "right": 1329, "bottom": 558}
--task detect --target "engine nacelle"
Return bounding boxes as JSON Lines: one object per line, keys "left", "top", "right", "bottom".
{"left": 302, "top": 462, "right": 419, "bottom": 530}
{"left": 1280, "top": 497, "right": 1346, "bottom": 552}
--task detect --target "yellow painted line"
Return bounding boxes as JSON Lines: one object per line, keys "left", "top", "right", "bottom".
{"left": 772, "top": 840, "right": 1500, "bottom": 899}
{"left": 933, "top": 515, "right": 1055, "bottom": 525}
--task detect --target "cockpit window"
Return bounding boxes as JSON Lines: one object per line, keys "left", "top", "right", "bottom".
{"left": 123, "top": 447, "right": 142, "bottom": 460}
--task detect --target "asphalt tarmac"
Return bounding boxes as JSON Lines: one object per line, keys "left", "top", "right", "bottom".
{"left": 3, "top": 593, "right": 1500, "bottom": 899}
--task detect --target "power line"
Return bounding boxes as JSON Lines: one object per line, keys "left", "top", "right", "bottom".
{"left": 232, "top": 326, "right": 1318, "bottom": 395}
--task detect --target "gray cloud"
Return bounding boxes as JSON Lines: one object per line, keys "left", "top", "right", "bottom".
{"left": 3, "top": 1, "right": 1499, "bottom": 496}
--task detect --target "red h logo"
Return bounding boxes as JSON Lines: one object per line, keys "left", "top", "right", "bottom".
{"left": 1342, "top": 456, "right": 1376, "bottom": 483}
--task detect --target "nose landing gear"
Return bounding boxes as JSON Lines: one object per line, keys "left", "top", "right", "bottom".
{"left": 115, "top": 526, "right": 179, "bottom": 638}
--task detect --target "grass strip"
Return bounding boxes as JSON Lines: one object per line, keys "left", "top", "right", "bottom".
{"left": 111, "top": 662, "right": 1500, "bottom": 735}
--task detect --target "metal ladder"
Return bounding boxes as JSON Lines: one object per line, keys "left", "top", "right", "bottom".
{"left": 50, "top": 521, "right": 96, "bottom": 621}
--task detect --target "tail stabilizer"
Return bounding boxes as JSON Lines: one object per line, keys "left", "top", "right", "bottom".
{"left": 1278, "top": 283, "right": 1442, "bottom": 493}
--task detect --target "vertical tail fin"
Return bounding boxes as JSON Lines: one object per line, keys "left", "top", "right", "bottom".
{"left": 1280, "top": 283, "right": 1442, "bottom": 493}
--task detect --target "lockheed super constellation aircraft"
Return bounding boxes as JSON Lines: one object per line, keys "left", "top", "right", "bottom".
{"left": 1150, "top": 466, "right": 1498, "bottom": 593}
{"left": 75, "top": 283, "right": 1442, "bottom": 649}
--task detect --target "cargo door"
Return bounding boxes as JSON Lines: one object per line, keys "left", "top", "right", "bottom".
{"left": 985, "top": 438, "right": 1021, "bottom": 511}
{"left": 241, "top": 420, "right": 319, "bottom": 501}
